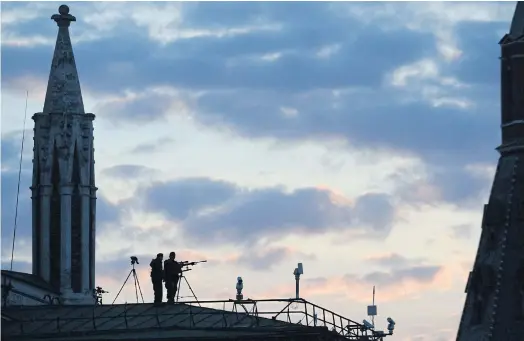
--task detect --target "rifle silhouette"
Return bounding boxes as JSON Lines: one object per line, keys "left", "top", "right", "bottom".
{"left": 179, "top": 260, "right": 207, "bottom": 267}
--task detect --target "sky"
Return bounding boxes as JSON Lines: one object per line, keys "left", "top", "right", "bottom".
{"left": 0, "top": 1, "right": 518, "bottom": 340}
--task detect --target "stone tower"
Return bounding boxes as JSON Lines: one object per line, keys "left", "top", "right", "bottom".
{"left": 31, "top": 5, "right": 97, "bottom": 305}
{"left": 456, "top": 2, "right": 524, "bottom": 340}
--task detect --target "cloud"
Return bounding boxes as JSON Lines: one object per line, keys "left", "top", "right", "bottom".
{"left": 365, "top": 253, "right": 426, "bottom": 269}
{"left": 183, "top": 186, "right": 352, "bottom": 241}
{"left": 1, "top": 132, "right": 22, "bottom": 169}
{"left": 360, "top": 266, "right": 441, "bottom": 287}
{"left": 2, "top": 2, "right": 434, "bottom": 93}
{"left": 1, "top": 169, "right": 32, "bottom": 255}
{"left": 92, "top": 87, "right": 196, "bottom": 124}
{"left": 391, "top": 164, "right": 492, "bottom": 206}
{"left": 133, "top": 178, "right": 397, "bottom": 246}
{"left": 351, "top": 193, "right": 395, "bottom": 232}
{"left": 450, "top": 224, "right": 472, "bottom": 239}
{"left": 1, "top": 260, "right": 32, "bottom": 273}
{"left": 96, "top": 196, "right": 123, "bottom": 229}
{"left": 195, "top": 86, "right": 498, "bottom": 166}
{"left": 263, "top": 264, "right": 452, "bottom": 303}
{"left": 130, "top": 137, "right": 174, "bottom": 154}
{"left": 140, "top": 177, "right": 239, "bottom": 221}
{"left": 427, "top": 167, "right": 491, "bottom": 203}
{"left": 232, "top": 245, "right": 316, "bottom": 271}
{"left": 101, "top": 165, "right": 158, "bottom": 180}
{"left": 2, "top": 2, "right": 508, "bottom": 212}
{"left": 1, "top": 129, "right": 33, "bottom": 172}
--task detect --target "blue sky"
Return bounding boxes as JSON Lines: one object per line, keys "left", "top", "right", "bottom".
{"left": 0, "top": 1, "right": 517, "bottom": 340}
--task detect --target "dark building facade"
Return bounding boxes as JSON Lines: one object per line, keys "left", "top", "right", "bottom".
{"left": 456, "top": 2, "right": 524, "bottom": 341}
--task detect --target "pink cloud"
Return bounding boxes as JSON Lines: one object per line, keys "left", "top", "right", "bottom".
{"left": 258, "top": 263, "right": 460, "bottom": 303}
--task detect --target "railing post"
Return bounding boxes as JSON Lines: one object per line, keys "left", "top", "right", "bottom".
{"left": 155, "top": 306, "right": 161, "bottom": 328}
{"left": 222, "top": 311, "right": 228, "bottom": 328}
{"left": 92, "top": 307, "right": 97, "bottom": 330}
{"left": 253, "top": 302, "right": 260, "bottom": 326}
{"left": 303, "top": 301, "right": 309, "bottom": 326}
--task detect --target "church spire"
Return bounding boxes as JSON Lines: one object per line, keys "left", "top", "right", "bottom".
{"left": 32, "top": 4, "right": 97, "bottom": 305}
{"left": 456, "top": 2, "right": 524, "bottom": 340}
{"left": 509, "top": 2, "right": 524, "bottom": 40}
{"left": 42, "top": 4, "right": 85, "bottom": 115}
{"left": 499, "top": 1, "right": 524, "bottom": 151}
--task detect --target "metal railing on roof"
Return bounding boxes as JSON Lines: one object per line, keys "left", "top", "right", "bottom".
{"left": 3, "top": 298, "right": 390, "bottom": 340}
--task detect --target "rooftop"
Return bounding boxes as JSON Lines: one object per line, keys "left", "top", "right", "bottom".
{"left": 2, "top": 298, "right": 385, "bottom": 340}
{"left": 2, "top": 270, "right": 58, "bottom": 294}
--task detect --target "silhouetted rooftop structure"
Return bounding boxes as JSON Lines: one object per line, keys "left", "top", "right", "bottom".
{"left": 2, "top": 298, "right": 386, "bottom": 340}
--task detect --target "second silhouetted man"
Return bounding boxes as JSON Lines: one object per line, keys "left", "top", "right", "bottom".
{"left": 164, "top": 251, "right": 182, "bottom": 304}
{"left": 150, "top": 253, "right": 164, "bottom": 305}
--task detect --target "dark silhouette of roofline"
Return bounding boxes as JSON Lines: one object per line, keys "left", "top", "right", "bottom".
{"left": 2, "top": 298, "right": 389, "bottom": 340}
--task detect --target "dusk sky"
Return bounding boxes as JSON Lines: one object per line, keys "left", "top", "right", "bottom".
{"left": 0, "top": 1, "right": 518, "bottom": 340}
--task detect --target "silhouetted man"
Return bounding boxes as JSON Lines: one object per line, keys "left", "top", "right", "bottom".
{"left": 164, "top": 251, "right": 182, "bottom": 304}
{"left": 150, "top": 253, "right": 164, "bottom": 305}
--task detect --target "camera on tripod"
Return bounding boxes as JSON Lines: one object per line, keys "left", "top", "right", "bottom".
{"left": 93, "top": 286, "right": 108, "bottom": 305}
{"left": 112, "top": 256, "right": 145, "bottom": 305}
{"left": 130, "top": 256, "right": 139, "bottom": 265}
{"left": 95, "top": 286, "right": 108, "bottom": 294}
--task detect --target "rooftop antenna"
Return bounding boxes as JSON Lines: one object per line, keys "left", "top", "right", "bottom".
{"left": 2, "top": 91, "right": 29, "bottom": 307}
{"left": 367, "top": 285, "right": 377, "bottom": 327}
{"left": 293, "top": 262, "right": 303, "bottom": 299}
{"left": 9, "top": 90, "right": 29, "bottom": 272}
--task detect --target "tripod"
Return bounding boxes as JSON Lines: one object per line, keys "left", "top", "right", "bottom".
{"left": 112, "top": 258, "right": 144, "bottom": 304}
{"left": 176, "top": 270, "right": 201, "bottom": 307}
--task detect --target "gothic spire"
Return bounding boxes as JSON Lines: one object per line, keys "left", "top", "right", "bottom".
{"left": 42, "top": 5, "right": 85, "bottom": 115}
{"left": 509, "top": 1, "right": 524, "bottom": 39}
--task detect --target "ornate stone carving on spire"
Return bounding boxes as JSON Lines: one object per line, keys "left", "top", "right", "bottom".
{"left": 43, "top": 5, "right": 85, "bottom": 115}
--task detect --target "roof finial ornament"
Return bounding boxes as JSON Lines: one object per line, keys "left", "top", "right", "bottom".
{"left": 51, "top": 4, "right": 76, "bottom": 27}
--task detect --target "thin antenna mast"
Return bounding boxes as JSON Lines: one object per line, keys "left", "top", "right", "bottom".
{"left": 371, "top": 285, "right": 375, "bottom": 326}
{"left": 9, "top": 90, "right": 29, "bottom": 271}
{"left": 366, "top": 285, "right": 377, "bottom": 330}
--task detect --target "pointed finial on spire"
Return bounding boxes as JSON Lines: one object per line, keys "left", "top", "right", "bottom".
{"left": 509, "top": 1, "right": 524, "bottom": 39}
{"left": 51, "top": 5, "right": 76, "bottom": 27}
{"left": 43, "top": 4, "right": 85, "bottom": 115}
